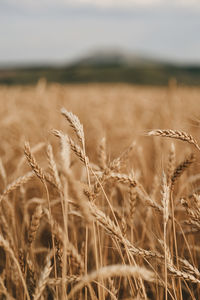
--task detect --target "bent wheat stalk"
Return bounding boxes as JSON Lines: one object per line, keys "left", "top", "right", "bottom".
{"left": 0, "top": 172, "right": 34, "bottom": 203}
{"left": 148, "top": 129, "right": 200, "bottom": 151}
{"left": 67, "top": 264, "right": 155, "bottom": 299}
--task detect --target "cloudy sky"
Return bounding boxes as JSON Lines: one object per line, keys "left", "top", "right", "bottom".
{"left": 1, "top": 0, "right": 200, "bottom": 66}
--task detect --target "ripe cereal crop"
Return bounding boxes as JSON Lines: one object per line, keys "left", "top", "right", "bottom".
{"left": 0, "top": 81, "right": 200, "bottom": 299}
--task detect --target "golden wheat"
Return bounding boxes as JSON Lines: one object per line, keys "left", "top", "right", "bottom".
{"left": 0, "top": 83, "right": 200, "bottom": 299}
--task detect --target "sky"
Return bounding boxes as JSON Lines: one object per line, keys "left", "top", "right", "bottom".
{"left": 1, "top": 0, "right": 200, "bottom": 66}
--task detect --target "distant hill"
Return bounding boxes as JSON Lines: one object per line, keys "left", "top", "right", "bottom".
{"left": 1, "top": 50, "right": 200, "bottom": 86}
{"left": 70, "top": 50, "right": 164, "bottom": 67}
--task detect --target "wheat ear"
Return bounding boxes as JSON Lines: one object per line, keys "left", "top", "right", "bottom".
{"left": 89, "top": 202, "right": 163, "bottom": 260}
{"left": 171, "top": 153, "right": 195, "bottom": 189}
{"left": 167, "top": 143, "right": 175, "bottom": 184}
{"left": 46, "top": 144, "right": 62, "bottom": 191}
{"left": 61, "top": 108, "right": 84, "bottom": 144}
{"left": 148, "top": 129, "right": 200, "bottom": 150}
{"left": 28, "top": 205, "right": 43, "bottom": 247}
{"left": 98, "top": 137, "right": 107, "bottom": 170}
{"left": 48, "top": 275, "right": 81, "bottom": 286}
{"left": 109, "top": 172, "right": 136, "bottom": 187}
{"left": 24, "top": 142, "right": 45, "bottom": 182}
{"left": 53, "top": 130, "right": 86, "bottom": 164}
{"left": 0, "top": 172, "right": 34, "bottom": 203}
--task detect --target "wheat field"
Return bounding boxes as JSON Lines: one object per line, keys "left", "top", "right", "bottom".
{"left": 0, "top": 81, "right": 200, "bottom": 299}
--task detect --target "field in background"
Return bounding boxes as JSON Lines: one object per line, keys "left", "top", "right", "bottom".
{"left": 1, "top": 82, "right": 200, "bottom": 299}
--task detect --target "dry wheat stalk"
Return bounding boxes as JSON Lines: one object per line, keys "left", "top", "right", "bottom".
{"left": 148, "top": 129, "right": 200, "bottom": 150}
{"left": 0, "top": 158, "right": 6, "bottom": 187}
{"left": 0, "top": 235, "right": 31, "bottom": 300}
{"left": 108, "top": 277, "right": 118, "bottom": 299}
{"left": 0, "top": 214, "right": 16, "bottom": 252}
{"left": 50, "top": 130, "right": 71, "bottom": 173}
{"left": 158, "top": 239, "right": 173, "bottom": 266}
{"left": 24, "top": 142, "right": 45, "bottom": 182}
{"left": 61, "top": 107, "right": 85, "bottom": 144}
{"left": 121, "top": 216, "right": 127, "bottom": 237}
{"left": 19, "top": 248, "right": 25, "bottom": 274}
{"left": 44, "top": 208, "right": 84, "bottom": 270}
{"left": 136, "top": 183, "right": 164, "bottom": 215}
{"left": 67, "top": 264, "right": 155, "bottom": 299}
{"left": 60, "top": 109, "right": 91, "bottom": 186}
{"left": 109, "top": 141, "right": 135, "bottom": 172}
{"left": 67, "top": 242, "right": 84, "bottom": 272}
{"left": 162, "top": 173, "right": 170, "bottom": 225}
{"left": 47, "top": 144, "right": 62, "bottom": 191}
{"left": 53, "top": 130, "right": 86, "bottom": 164}
{"left": 171, "top": 153, "right": 195, "bottom": 188}
{"left": 168, "top": 264, "right": 200, "bottom": 284}
{"left": 184, "top": 219, "right": 200, "bottom": 231}
{"left": 179, "top": 258, "right": 200, "bottom": 278}
{"left": 26, "top": 256, "right": 37, "bottom": 298}
{"left": 167, "top": 143, "right": 175, "bottom": 184}
{"left": 0, "top": 171, "right": 34, "bottom": 203}
{"left": 89, "top": 202, "right": 164, "bottom": 260}
{"left": 181, "top": 197, "right": 200, "bottom": 230}
{"left": 0, "top": 276, "right": 16, "bottom": 300}
{"left": 161, "top": 173, "right": 170, "bottom": 300}
{"left": 67, "top": 136, "right": 87, "bottom": 164}
{"left": 127, "top": 170, "right": 138, "bottom": 221}
{"left": 24, "top": 142, "right": 58, "bottom": 283}
{"left": 33, "top": 252, "right": 53, "bottom": 300}
{"left": 158, "top": 239, "right": 200, "bottom": 284}
{"left": 92, "top": 170, "right": 109, "bottom": 198}
{"left": 43, "top": 207, "right": 64, "bottom": 245}
{"left": 129, "top": 183, "right": 137, "bottom": 220}
{"left": 150, "top": 174, "right": 159, "bottom": 200}
{"left": 43, "top": 172, "right": 61, "bottom": 192}
{"left": 98, "top": 137, "right": 107, "bottom": 170}
{"left": 48, "top": 275, "right": 81, "bottom": 286}
{"left": 28, "top": 205, "right": 43, "bottom": 246}
{"left": 109, "top": 172, "right": 136, "bottom": 187}
{"left": 18, "top": 142, "right": 46, "bottom": 173}
{"left": 67, "top": 174, "right": 93, "bottom": 224}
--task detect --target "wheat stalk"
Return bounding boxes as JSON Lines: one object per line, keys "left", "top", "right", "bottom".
{"left": 61, "top": 108, "right": 84, "bottom": 144}
{"left": 148, "top": 129, "right": 200, "bottom": 150}
{"left": 24, "top": 142, "right": 45, "bottom": 182}
{"left": 167, "top": 143, "right": 175, "bottom": 184}
{"left": 0, "top": 235, "right": 31, "bottom": 300}
{"left": 67, "top": 264, "right": 155, "bottom": 299}
{"left": 109, "top": 172, "right": 136, "bottom": 187}
{"left": 33, "top": 252, "right": 53, "bottom": 300}
{"left": 48, "top": 275, "right": 81, "bottom": 286}
{"left": 161, "top": 173, "right": 170, "bottom": 300}
{"left": 28, "top": 205, "right": 43, "bottom": 247}
{"left": 0, "top": 171, "right": 34, "bottom": 203}
{"left": 171, "top": 153, "right": 195, "bottom": 189}
{"left": 98, "top": 137, "right": 107, "bottom": 170}
{"left": 89, "top": 201, "right": 164, "bottom": 260}
{"left": 47, "top": 144, "right": 62, "bottom": 191}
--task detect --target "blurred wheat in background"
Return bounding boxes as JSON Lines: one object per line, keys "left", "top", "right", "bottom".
{"left": 0, "top": 81, "right": 200, "bottom": 299}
